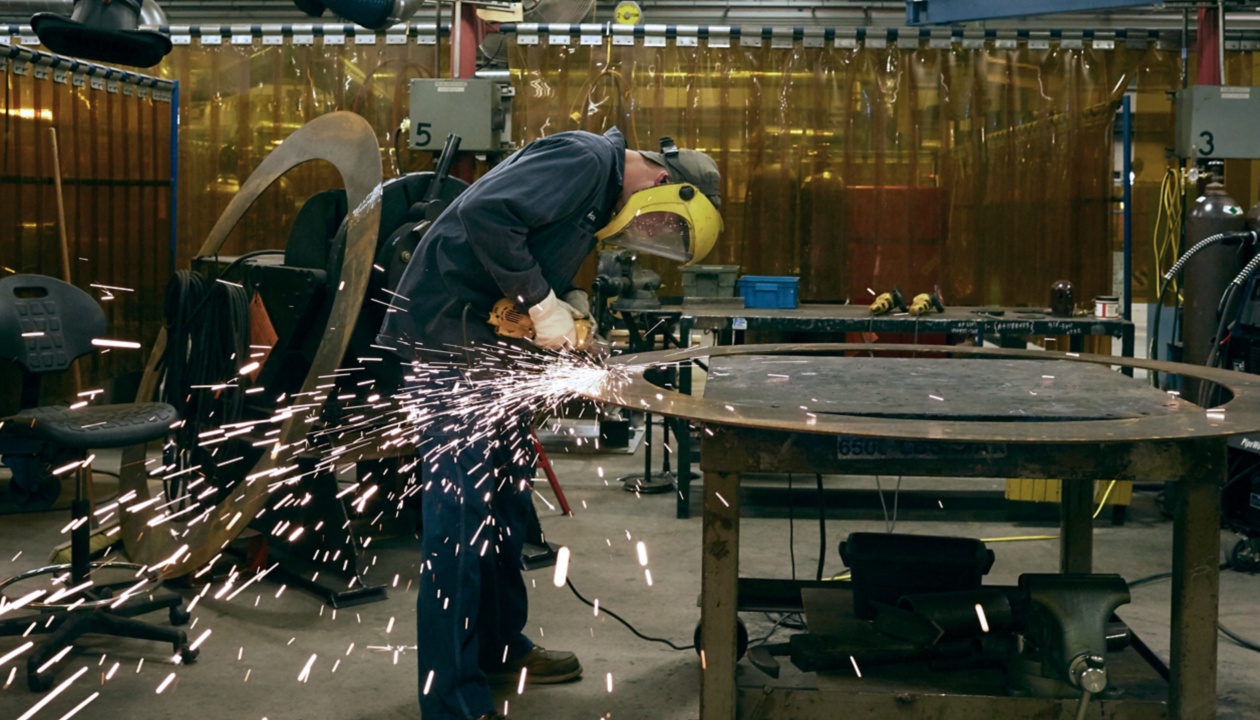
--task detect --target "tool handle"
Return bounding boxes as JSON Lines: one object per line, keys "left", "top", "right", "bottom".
{"left": 424, "top": 133, "right": 463, "bottom": 203}
{"left": 1073, "top": 690, "right": 1093, "bottom": 720}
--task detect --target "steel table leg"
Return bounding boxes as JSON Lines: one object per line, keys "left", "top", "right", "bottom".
{"left": 1170, "top": 439, "right": 1225, "bottom": 720}
{"left": 1060, "top": 478, "right": 1094, "bottom": 574}
{"left": 701, "top": 469, "right": 740, "bottom": 720}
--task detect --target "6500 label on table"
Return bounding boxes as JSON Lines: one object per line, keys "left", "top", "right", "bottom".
{"left": 836, "top": 436, "right": 1007, "bottom": 459}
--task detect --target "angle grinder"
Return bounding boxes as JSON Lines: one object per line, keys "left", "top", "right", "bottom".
{"left": 488, "top": 298, "right": 611, "bottom": 358}
{"left": 869, "top": 286, "right": 907, "bottom": 316}
{"left": 909, "top": 286, "right": 946, "bottom": 316}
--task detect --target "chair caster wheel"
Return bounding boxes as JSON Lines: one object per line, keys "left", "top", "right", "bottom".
{"left": 178, "top": 644, "right": 199, "bottom": 665}
{"left": 28, "top": 671, "right": 54, "bottom": 693}
{"left": 169, "top": 604, "right": 190, "bottom": 626}
{"left": 693, "top": 617, "right": 749, "bottom": 662}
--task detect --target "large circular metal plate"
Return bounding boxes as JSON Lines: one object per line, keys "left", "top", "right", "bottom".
{"left": 587, "top": 344, "right": 1260, "bottom": 443}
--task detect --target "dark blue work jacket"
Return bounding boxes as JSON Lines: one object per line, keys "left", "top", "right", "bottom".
{"left": 379, "top": 127, "right": 626, "bottom": 361}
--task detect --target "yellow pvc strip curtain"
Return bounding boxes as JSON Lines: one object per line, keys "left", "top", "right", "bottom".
{"left": 0, "top": 46, "right": 172, "bottom": 408}
{"left": 511, "top": 35, "right": 1143, "bottom": 305}
{"left": 158, "top": 33, "right": 448, "bottom": 267}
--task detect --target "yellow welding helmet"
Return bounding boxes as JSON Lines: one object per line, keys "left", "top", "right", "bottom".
{"left": 595, "top": 183, "right": 723, "bottom": 265}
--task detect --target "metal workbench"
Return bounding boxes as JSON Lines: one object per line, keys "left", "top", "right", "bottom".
{"left": 688, "top": 353, "right": 1220, "bottom": 720}
{"left": 671, "top": 303, "right": 1134, "bottom": 357}
{"left": 588, "top": 344, "right": 1260, "bottom": 719}
{"left": 652, "top": 304, "right": 1136, "bottom": 519}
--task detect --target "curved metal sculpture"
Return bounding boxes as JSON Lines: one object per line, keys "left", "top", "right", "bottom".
{"left": 588, "top": 343, "right": 1260, "bottom": 443}
{"left": 119, "top": 112, "right": 384, "bottom": 577}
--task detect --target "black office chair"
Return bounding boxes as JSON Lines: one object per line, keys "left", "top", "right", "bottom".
{"left": 0, "top": 274, "right": 196, "bottom": 692}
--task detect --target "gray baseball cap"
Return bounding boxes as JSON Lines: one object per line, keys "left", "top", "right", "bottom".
{"left": 639, "top": 137, "right": 722, "bottom": 208}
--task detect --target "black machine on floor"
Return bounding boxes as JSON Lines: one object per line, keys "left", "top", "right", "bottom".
{"left": 162, "top": 136, "right": 471, "bottom": 606}
{"left": 1195, "top": 271, "right": 1260, "bottom": 568}
{"left": 160, "top": 131, "right": 566, "bottom": 600}
{"left": 740, "top": 533, "right": 1140, "bottom": 717}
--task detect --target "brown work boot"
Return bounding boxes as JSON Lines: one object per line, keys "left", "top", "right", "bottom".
{"left": 486, "top": 646, "right": 583, "bottom": 684}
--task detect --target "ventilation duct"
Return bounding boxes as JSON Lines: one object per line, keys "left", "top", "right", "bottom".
{"left": 29, "top": 0, "right": 172, "bottom": 67}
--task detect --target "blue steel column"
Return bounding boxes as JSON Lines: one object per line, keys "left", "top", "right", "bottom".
{"left": 1123, "top": 94, "right": 1133, "bottom": 321}
{"left": 169, "top": 80, "right": 179, "bottom": 277}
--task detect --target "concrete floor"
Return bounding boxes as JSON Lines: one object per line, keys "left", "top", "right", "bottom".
{"left": 1, "top": 436, "right": 1259, "bottom": 720}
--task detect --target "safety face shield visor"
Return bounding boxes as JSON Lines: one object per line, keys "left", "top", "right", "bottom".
{"left": 596, "top": 183, "right": 722, "bottom": 265}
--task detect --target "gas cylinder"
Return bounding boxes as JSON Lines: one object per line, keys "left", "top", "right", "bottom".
{"left": 1182, "top": 182, "right": 1246, "bottom": 399}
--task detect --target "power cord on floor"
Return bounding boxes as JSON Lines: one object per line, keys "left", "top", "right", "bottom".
{"left": 787, "top": 472, "right": 796, "bottom": 580}
{"left": 1128, "top": 562, "right": 1260, "bottom": 654}
{"left": 815, "top": 473, "right": 825, "bottom": 582}
{"left": 566, "top": 577, "right": 694, "bottom": 651}
{"left": 749, "top": 612, "right": 801, "bottom": 648}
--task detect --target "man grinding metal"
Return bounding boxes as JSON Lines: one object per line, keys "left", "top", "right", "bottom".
{"left": 377, "top": 127, "right": 723, "bottom": 720}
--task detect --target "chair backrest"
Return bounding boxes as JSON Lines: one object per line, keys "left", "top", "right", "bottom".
{"left": 0, "top": 274, "right": 107, "bottom": 374}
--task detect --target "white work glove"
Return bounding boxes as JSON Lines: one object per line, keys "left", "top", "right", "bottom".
{"left": 560, "top": 289, "right": 591, "bottom": 319}
{"left": 528, "top": 290, "right": 578, "bottom": 350}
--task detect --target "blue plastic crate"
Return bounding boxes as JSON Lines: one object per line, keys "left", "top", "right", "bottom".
{"left": 737, "top": 275, "right": 799, "bottom": 309}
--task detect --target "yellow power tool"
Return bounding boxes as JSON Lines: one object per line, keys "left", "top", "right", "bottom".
{"left": 908, "top": 286, "right": 946, "bottom": 316}
{"left": 868, "top": 286, "right": 907, "bottom": 316}
{"left": 488, "top": 298, "right": 609, "bottom": 356}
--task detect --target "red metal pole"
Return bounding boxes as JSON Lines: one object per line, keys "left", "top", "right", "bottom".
{"left": 1197, "top": 6, "right": 1221, "bottom": 85}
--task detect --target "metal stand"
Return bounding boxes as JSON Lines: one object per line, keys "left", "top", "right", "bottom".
{"left": 237, "top": 460, "right": 387, "bottom": 609}
{"left": 620, "top": 414, "right": 678, "bottom": 494}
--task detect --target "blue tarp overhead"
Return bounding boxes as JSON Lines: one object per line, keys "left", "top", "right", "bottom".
{"left": 907, "top": 0, "right": 1159, "bottom": 25}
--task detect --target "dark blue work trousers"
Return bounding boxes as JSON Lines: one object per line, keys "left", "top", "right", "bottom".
{"left": 416, "top": 388, "right": 536, "bottom": 720}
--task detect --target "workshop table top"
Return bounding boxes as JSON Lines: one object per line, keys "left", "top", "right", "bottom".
{"left": 598, "top": 344, "right": 1260, "bottom": 443}
{"left": 703, "top": 356, "right": 1182, "bottom": 423}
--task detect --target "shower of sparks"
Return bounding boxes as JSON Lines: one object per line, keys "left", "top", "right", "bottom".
{"left": 189, "top": 629, "right": 211, "bottom": 651}
{"left": 89, "top": 283, "right": 134, "bottom": 293}
{"left": 90, "top": 338, "right": 142, "bottom": 349}
{"left": 297, "top": 654, "right": 317, "bottom": 683}
{"left": 849, "top": 655, "right": 862, "bottom": 677}
{"left": 0, "top": 641, "right": 34, "bottom": 667}
{"left": 57, "top": 691, "right": 99, "bottom": 719}
{"left": 516, "top": 667, "right": 528, "bottom": 694}
{"left": 975, "top": 603, "right": 990, "bottom": 633}
{"left": 17, "top": 666, "right": 88, "bottom": 720}
{"left": 37, "top": 646, "right": 73, "bottom": 674}
{"left": 553, "top": 547, "right": 571, "bottom": 588}
{"left": 0, "top": 339, "right": 696, "bottom": 718}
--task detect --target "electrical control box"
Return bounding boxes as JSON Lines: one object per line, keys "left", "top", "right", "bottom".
{"left": 408, "top": 78, "right": 514, "bottom": 153}
{"left": 1175, "top": 86, "right": 1260, "bottom": 160}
